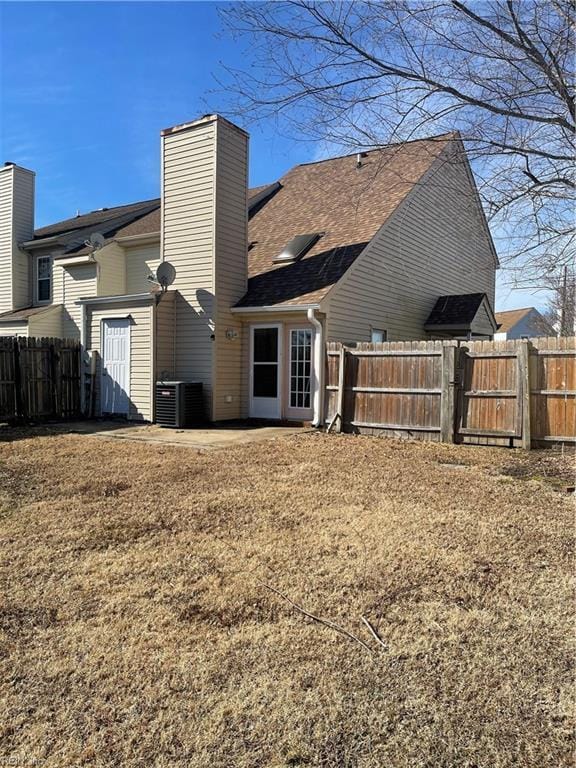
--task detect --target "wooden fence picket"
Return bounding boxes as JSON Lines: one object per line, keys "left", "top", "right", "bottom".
{"left": 325, "top": 336, "right": 576, "bottom": 448}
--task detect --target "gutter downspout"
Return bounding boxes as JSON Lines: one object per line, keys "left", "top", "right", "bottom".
{"left": 307, "top": 307, "right": 324, "bottom": 428}
{"left": 79, "top": 302, "right": 87, "bottom": 416}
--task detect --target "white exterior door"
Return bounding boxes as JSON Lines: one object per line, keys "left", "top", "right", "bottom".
{"left": 101, "top": 318, "right": 130, "bottom": 415}
{"left": 250, "top": 325, "right": 282, "bottom": 419}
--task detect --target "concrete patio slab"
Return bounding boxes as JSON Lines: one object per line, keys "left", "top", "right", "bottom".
{"left": 58, "top": 420, "right": 311, "bottom": 450}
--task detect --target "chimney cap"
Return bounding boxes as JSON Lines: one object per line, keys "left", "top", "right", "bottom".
{"left": 161, "top": 113, "right": 248, "bottom": 139}
{"left": 2, "top": 161, "right": 35, "bottom": 176}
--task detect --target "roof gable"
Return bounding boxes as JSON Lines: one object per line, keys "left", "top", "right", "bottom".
{"left": 495, "top": 307, "right": 534, "bottom": 333}
{"left": 239, "top": 134, "right": 455, "bottom": 307}
{"left": 425, "top": 293, "right": 497, "bottom": 333}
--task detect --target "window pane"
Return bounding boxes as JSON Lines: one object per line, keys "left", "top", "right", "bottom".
{"left": 253, "top": 364, "right": 278, "bottom": 397}
{"left": 289, "top": 328, "right": 312, "bottom": 410}
{"left": 38, "top": 258, "right": 51, "bottom": 279}
{"left": 254, "top": 328, "right": 278, "bottom": 362}
{"left": 38, "top": 279, "right": 50, "bottom": 302}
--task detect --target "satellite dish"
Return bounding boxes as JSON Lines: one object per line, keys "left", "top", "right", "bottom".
{"left": 156, "top": 261, "right": 176, "bottom": 289}
{"left": 88, "top": 232, "right": 105, "bottom": 250}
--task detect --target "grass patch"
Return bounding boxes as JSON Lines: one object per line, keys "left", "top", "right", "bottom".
{"left": 0, "top": 432, "right": 574, "bottom": 767}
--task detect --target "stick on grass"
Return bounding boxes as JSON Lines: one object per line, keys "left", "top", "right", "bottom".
{"left": 258, "top": 579, "right": 374, "bottom": 654}
{"left": 361, "top": 616, "right": 388, "bottom": 651}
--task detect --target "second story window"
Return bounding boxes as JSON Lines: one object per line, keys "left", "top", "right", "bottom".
{"left": 36, "top": 256, "right": 52, "bottom": 303}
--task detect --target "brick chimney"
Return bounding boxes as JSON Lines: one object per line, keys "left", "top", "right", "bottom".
{"left": 160, "top": 114, "right": 249, "bottom": 420}
{"left": 0, "top": 162, "right": 35, "bottom": 312}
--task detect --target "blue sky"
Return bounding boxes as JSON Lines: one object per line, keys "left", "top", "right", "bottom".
{"left": 0, "top": 2, "right": 312, "bottom": 224}
{"left": 0, "top": 1, "right": 540, "bottom": 310}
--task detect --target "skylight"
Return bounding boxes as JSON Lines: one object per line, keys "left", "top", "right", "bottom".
{"left": 273, "top": 233, "right": 322, "bottom": 263}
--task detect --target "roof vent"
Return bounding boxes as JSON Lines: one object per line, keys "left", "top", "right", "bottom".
{"left": 356, "top": 152, "right": 368, "bottom": 168}
{"left": 273, "top": 233, "right": 322, "bottom": 264}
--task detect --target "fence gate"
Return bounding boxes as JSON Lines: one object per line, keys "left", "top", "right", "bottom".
{"left": 454, "top": 340, "right": 527, "bottom": 447}
{"left": 0, "top": 337, "right": 82, "bottom": 422}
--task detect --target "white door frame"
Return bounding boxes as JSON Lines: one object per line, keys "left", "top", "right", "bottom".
{"left": 100, "top": 316, "right": 131, "bottom": 416}
{"left": 285, "top": 325, "right": 314, "bottom": 421}
{"left": 249, "top": 323, "right": 282, "bottom": 419}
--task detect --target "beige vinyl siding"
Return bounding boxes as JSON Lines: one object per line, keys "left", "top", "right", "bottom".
{"left": 125, "top": 242, "right": 161, "bottom": 294}
{"left": 61, "top": 264, "right": 97, "bottom": 339}
{"left": 0, "top": 169, "right": 13, "bottom": 313}
{"left": 213, "top": 120, "right": 248, "bottom": 421}
{"left": 0, "top": 165, "right": 34, "bottom": 313}
{"left": 97, "top": 243, "right": 126, "bottom": 296}
{"left": 11, "top": 169, "right": 34, "bottom": 309}
{"left": 326, "top": 147, "right": 497, "bottom": 343}
{"left": 28, "top": 305, "right": 63, "bottom": 338}
{"left": 162, "top": 119, "right": 217, "bottom": 417}
{"left": 155, "top": 291, "right": 176, "bottom": 381}
{"left": 88, "top": 300, "right": 154, "bottom": 421}
{"left": 0, "top": 321, "right": 28, "bottom": 337}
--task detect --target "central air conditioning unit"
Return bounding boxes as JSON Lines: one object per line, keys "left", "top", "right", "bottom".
{"left": 155, "top": 381, "right": 204, "bottom": 428}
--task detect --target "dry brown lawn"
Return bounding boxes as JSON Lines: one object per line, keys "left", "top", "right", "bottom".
{"left": 0, "top": 429, "right": 574, "bottom": 767}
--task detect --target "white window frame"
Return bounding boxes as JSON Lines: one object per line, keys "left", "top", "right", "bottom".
{"left": 371, "top": 328, "right": 387, "bottom": 343}
{"left": 288, "top": 327, "right": 313, "bottom": 412}
{"left": 35, "top": 255, "right": 53, "bottom": 305}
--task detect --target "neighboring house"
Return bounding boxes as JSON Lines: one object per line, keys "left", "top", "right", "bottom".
{"left": 0, "top": 114, "right": 498, "bottom": 424}
{"left": 494, "top": 307, "right": 555, "bottom": 340}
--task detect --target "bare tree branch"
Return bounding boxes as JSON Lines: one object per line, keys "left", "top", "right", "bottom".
{"left": 218, "top": 0, "right": 576, "bottom": 286}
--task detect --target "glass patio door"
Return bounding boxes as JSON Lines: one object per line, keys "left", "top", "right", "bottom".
{"left": 286, "top": 327, "right": 313, "bottom": 420}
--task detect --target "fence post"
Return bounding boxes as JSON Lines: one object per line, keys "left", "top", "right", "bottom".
{"left": 49, "top": 341, "right": 59, "bottom": 418}
{"left": 440, "top": 342, "right": 456, "bottom": 443}
{"left": 336, "top": 344, "right": 346, "bottom": 433}
{"left": 13, "top": 339, "right": 24, "bottom": 420}
{"left": 518, "top": 339, "right": 532, "bottom": 450}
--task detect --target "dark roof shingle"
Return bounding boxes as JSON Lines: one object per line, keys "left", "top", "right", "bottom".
{"left": 425, "top": 293, "right": 487, "bottom": 327}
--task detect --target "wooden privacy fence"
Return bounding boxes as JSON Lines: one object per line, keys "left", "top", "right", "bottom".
{"left": 325, "top": 336, "right": 576, "bottom": 448}
{"left": 0, "top": 337, "right": 82, "bottom": 422}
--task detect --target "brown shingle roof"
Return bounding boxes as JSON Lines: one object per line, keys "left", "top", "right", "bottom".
{"left": 495, "top": 307, "right": 554, "bottom": 335}
{"left": 115, "top": 206, "right": 161, "bottom": 239}
{"left": 34, "top": 199, "right": 160, "bottom": 238}
{"left": 0, "top": 304, "right": 62, "bottom": 322}
{"left": 494, "top": 307, "right": 534, "bottom": 333}
{"left": 238, "top": 134, "right": 455, "bottom": 306}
